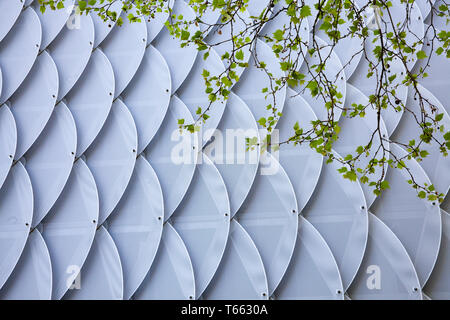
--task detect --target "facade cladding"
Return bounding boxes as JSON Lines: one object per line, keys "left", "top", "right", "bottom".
{"left": 0, "top": 0, "right": 448, "bottom": 300}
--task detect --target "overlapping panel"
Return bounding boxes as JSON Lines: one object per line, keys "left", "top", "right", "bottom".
{"left": 301, "top": 150, "right": 368, "bottom": 290}
{"left": 0, "top": 230, "right": 52, "bottom": 300}
{"left": 40, "top": 159, "right": 98, "bottom": 300}
{"left": 0, "top": 7, "right": 41, "bottom": 105}
{"left": 63, "top": 226, "right": 123, "bottom": 300}
{"left": 1, "top": 1, "right": 449, "bottom": 301}
{"left": 145, "top": 95, "right": 198, "bottom": 221}
{"left": 171, "top": 154, "right": 230, "bottom": 298}
{"left": 0, "top": 163, "right": 33, "bottom": 289}
{"left": 371, "top": 145, "right": 442, "bottom": 287}
{"left": 236, "top": 153, "right": 298, "bottom": 295}
{"left": 347, "top": 213, "right": 422, "bottom": 300}
{"left": 107, "top": 156, "right": 164, "bottom": 300}
{"left": 25, "top": 102, "right": 76, "bottom": 227}
{"left": 133, "top": 223, "right": 196, "bottom": 300}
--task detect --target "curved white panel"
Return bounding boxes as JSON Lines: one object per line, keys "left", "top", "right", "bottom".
{"left": 171, "top": 154, "right": 230, "bottom": 298}
{"left": 48, "top": 13, "right": 94, "bottom": 101}
{"left": 236, "top": 152, "right": 298, "bottom": 295}
{"left": 274, "top": 216, "right": 344, "bottom": 300}
{"left": 40, "top": 159, "right": 99, "bottom": 300}
{"left": 276, "top": 88, "right": 323, "bottom": 212}
{"left": 424, "top": 210, "right": 450, "bottom": 299}
{"left": 261, "top": 2, "right": 309, "bottom": 67}
{"left": 316, "top": 8, "right": 363, "bottom": 78}
{"left": 392, "top": 84, "right": 450, "bottom": 196}
{"left": 349, "top": 36, "right": 406, "bottom": 136}
{"left": 334, "top": 84, "right": 390, "bottom": 207}
{"left": 302, "top": 150, "right": 368, "bottom": 290}
{"left": 0, "top": 230, "right": 52, "bottom": 300}
{"left": 152, "top": 0, "right": 199, "bottom": 93}
{"left": 146, "top": 0, "right": 174, "bottom": 44}
{"left": 0, "top": 163, "right": 33, "bottom": 289}
{"left": 234, "top": 39, "right": 287, "bottom": 125}
{"left": 8, "top": 51, "right": 58, "bottom": 160}
{"left": 64, "top": 49, "right": 114, "bottom": 157}
{"left": 417, "top": 0, "right": 435, "bottom": 19}
{"left": 412, "top": 25, "right": 450, "bottom": 115}
{"left": 246, "top": 0, "right": 271, "bottom": 18}
{"left": 348, "top": 213, "right": 422, "bottom": 300}
{"left": 90, "top": 1, "right": 123, "bottom": 48}
{"left": 204, "top": 92, "right": 260, "bottom": 216}
{"left": 85, "top": 99, "right": 138, "bottom": 225}
{"left": 193, "top": 3, "right": 220, "bottom": 37}
{"left": 25, "top": 102, "right": 77, "bottom": 227}
{"left": 100, "top": 10, "right": 147, "bottom": 99}
{"left": 133, "top": 223, "right": 195, "bottom": 300}
{"left": 205, "top": 9, "right": 252, "bottom": 80}
{"left": 177, "top": 48, "right": 226, "bottom": 146}
{"left": 63, "top": 226, "right": 123, "bottom": 300}
{"left": 295, "top": 37, "right": 346, "bottom": 121}
{"left": 145, "top": 95, "right": 198, "bottom": 221}
{"left": 371, "top": 144, "right": 442, "bottom": 287}
{"left": 202, "top": 220, "right": 268, "bottom": 300}
{"left": 122, "top": 45, "right": 172, "bottom": 153}
{"left": 359, "top": 1, "right": 424, "bottom": 69}
{"left": 426, "top": 0, "right": 446, "bottom": 29}
{"left": 107, "top": 156, "right": 164, "bottom": 300}
{"left": 0, "top": 7, "right": 41, "bottom": 104}
{"left": 0, "top": 0, "right": 23, "bottom": 43}
{"left": 33, "top": 0, "right": 75, "bottom": 49}
{"left": 0, "top": 106, "right": 16, "bottom": 189}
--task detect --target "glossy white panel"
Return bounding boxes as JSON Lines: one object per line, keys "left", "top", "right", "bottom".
{"left": 334, "top": 84, "right": 390, "bottom": 207}
{"left": 234, "top": 39, "right": 287, "bottom": 125}
{"left": 25, "top": 102, "right": 77, "bottom": 227}
{"left": 177, "top": 47, "right": 226, "bottom": 146}
{"left": 348, "top": 213, "right": 422, "bottom": 300}
{"left": 0, "top": 106, "right": 16, "bottom": 189}
{"left": 237, "top": 153, "right": 298, "bottom": 295}
{"left": 302, "top": 150, "right": 368, "bottom": 290}
{"left": 0, "top": 0, "right": 23, "bottom": 42}
{"left": 133, "top": 223, "right": 195, "bottom": 300}
{"left": 295, "top": 37, "right": 346, "bottom": 121}
{"left": 392, "top": 84, "right": 450, "bottom": 196}
{"left": 8, "top": 51, "right": 58, "bottom": 160}
{"left": 65, "top": 49, "right": 114, "bottom": 157}
{"left": 0, "top": 7, "right": 41, "bottom": 104}
{"left": 146, "top": 0, "right": 174, "bottom": 44}
{"left": 275, "top": 216, "right": 344, "bottom": 300}
{"left": 152, "top": 0, "right": 199, "bottom": 93}
{"left": 276, "top": 88, "right": 323, "bottom": 212}
{"left": 204, "top": 92, "right": 260, "bottom": 216}
{"left": 424, "top": 210, "right": 450, "bottom": 299}
{"left": 33, "top": 0, "right": 75, "bottom": 49}
{"left": 63, "top": 226, "right": 123, "bottom": 300}
{"left": 90, "top": 1, "right": 123, "bottom": 48}
{"left": 145, "top": 95, "right": 198, "bottom": 221}
{"left": 101, "top": 9, "right": 147, "bottom": 98}
{"left": 371, "top": 144, "right": 442, "bottom": 287}
{"left": 0, "top": 230, "right": 52, "bottom": 300}
{"left": 202, "top": 220, "right": 268, "bottom": 300}
{"left": 205, "top": 9, "right": 252, "bottom": 80}
{"left": 0, "top": 163, "right": 33, "bottom": 289}
{"left": 85, "top": 99, "right": 138, "bottom": 225}
{"left": 48, "top": 13, "right": 94, "bottom": 101}
{"left": 107, "top": 156, "right": 164, "bottom": 299}
{"left": 171, "top": 154, "right": 230, "bottom": 298}
{"left": 349, "top": 35, "right": 407, "bottom": 136}
{"left": 122, "top": 45, "right": 172, "bottom": 153}
{"left": 40, "top": 159, "right": 99, "bottom": 300}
